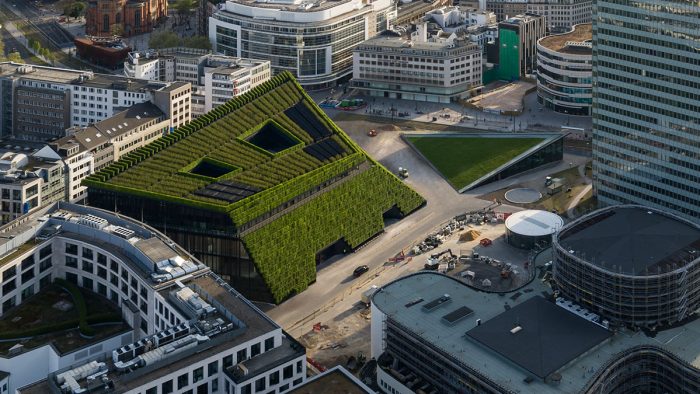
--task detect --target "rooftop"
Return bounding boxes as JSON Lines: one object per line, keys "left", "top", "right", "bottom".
{"left": 466, "top": 296, "right": 611, "bottom": 379}
{"left": 85, "top": 72, "right": 356, "bottom": 222}
{"left": 556, "top": 205, "right": 700, "bottom": 275}
{"left": 225, "top": 0, "right": 355, "bottom": 13}
{"left": 0, "top": 63, "right": 168, "bottom": 93}
{"left": 57, "top": 102, "right": 165, "bottom": 151}
{"left": 538, "top": 23, "right": 592, "bottom": 54}
{"left": 373, "top": 272, "right": 700, "bottom": 392}
{"left": 505, "top": 210, "right": 563, "bottom": 237}
{"left": 288, "top": 366, "right": 374, "bottom": 394}
{"left": 358, "top": 33, "right": 479, "bottom": 52}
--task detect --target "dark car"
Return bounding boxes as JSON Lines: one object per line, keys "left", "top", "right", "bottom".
{"left": 353, "top": 265, "right": 369, "bottom": 277}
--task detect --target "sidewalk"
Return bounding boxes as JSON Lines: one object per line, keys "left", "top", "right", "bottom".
{"left": 311, "top": 89, "right": 592, "bottom": 134}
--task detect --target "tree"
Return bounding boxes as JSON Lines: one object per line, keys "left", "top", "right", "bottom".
{"left": 149, "top": 31, "right": 182, "bottom": 49}
{"left": 111, "top": 23, "right": 124, "bottom": 37}
{"left": 174, "top": 0, "right": 195, "bottom": 24}
{"left": 7, "top": 51, "right": 23, "bottom": 63}
{"left": 64, "top": 1, "right": 86, "bottom": 22}
{"left": 183, "top": 36, "right": 212, "bottom": 50}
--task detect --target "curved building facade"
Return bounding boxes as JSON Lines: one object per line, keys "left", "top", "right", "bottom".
{"left": 553, "top": 205, "right": 700, "bottom": 328}
{"left": 536, "top": 23, "right": 592, "bottom": 115}
{"left": 209, "top": 0, "right": 396, "bottom": 90}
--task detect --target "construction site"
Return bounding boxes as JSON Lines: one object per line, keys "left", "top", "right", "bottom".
{"left": 297, "top": 208, "right": 537, "bottom": 378}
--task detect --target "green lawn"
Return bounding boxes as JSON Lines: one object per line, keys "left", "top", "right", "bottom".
{"left": 407, "top": 136, "right": 544, "bottom": 189}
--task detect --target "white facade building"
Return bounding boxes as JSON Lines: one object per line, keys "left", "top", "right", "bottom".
{"left": 536, "top": 23, "right": 592, "bottom": 115}
{"left": 0, "top": 203, "right": 306, "bottom": 394}
{"left": 526, "top": 0, "right": 591, "bottom": 32}
{"left": 0, "top": 63, "right": 191, "bottom": 141}
{"left": 125, "top": 48, "right": 270, "bottom": 115}
{"left": 352, "top": 23, "right": 483, "bottom": 103}
{"left": 209, "top": 0, "right": 397, "bottom": 90}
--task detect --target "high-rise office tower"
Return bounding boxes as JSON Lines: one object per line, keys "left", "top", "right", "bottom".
{"left": 592, "top": 0, "right": 700, "bottom": 222}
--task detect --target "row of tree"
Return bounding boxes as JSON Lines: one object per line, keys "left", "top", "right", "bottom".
{"left": 149, "top": 31, "right": 211, "bottom": 50}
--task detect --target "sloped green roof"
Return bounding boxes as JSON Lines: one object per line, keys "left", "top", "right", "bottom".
{"left": 84, "top": 72, "right": 424, "bottom": 302}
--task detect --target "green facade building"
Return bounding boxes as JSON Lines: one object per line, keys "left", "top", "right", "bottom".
{"left": 84, "top": 72, "right": 424, "bottom": 303}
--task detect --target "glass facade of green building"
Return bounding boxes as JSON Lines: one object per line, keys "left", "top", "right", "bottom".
{"left": 497, "top": 28, "right": 520, "bottom": 81}
{"left": 592, "top": 0, "right": 700, "bottom": 222}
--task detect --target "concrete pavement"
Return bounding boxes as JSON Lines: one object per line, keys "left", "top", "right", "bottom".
{"left": 267, "top": 115, "right": 589, "bottom": 330}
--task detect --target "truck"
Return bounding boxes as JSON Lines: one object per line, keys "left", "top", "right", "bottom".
{"left": 361, "top": 285, "right": 379, "bottom": 306}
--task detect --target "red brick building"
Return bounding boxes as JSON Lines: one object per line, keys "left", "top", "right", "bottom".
{"left": 86, "top": 0, "right": 168, "bottom": 37}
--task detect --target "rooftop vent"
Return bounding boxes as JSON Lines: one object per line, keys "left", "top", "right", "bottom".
{"left": 111, "top": 226, "right": 135, "bottom": 239}
{"left": 442, "top": 306, "right": 474, "bottom": 325}
{"left": 77, "top": 214, "right": 108, "bottom": 229}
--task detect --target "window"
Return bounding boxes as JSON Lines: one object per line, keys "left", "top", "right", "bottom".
{"left": 39, "top": 258, "right": 52, "bottom": 272}
{"left": 192, "top": 366, "right": 204, "bottom": 383}
{"left": 140, "top": 319, "right": 148, "bottom": 333}
{"left": 65, "top": 243, "right": 78, "bottom": 255}
{"left": 237, "top": 348, "right": 247, "bottom": 363}
{"left": 241, "top": 383, "right": 251, "bottom": 394}
{"left": 97, "top": 283, "right": 107, "bottom": 296}
{"left": 82, "top": 261, "right": 93, "bottom": 273}
{"left": 21, "top": 255, "right": 34, "bottom": 271}
{"left": 20, "top": 285, "right": 33, "bottom": 301}
{"left": 177, "top": 373, "right": 188, "bottom": 389}
{"left": 296, "top": 360, "right": 302, "bottom": 373}
{"left": 255, "top": 377, "right": 265, "bottom": 392}
{"left": 208, "top": 361, "right": 218, "bottom": 376}
{"left": 162, "top": 380, "right": 174, "bottom": 394}
{"left": 283, "top": 365, "right": 293, "bottom": 379}
{"left": 2, "top": 266, "right": 16, "bottom": 282}
{"left": 264, "top": 337, "right": 274, "bottom": 352}
{"left": 223, "top": 355, "right": 233, "bottom": 369}
{"left": 269, "top": 371, "right": 279, "bottom": 386}
{"left": 3, "top": 279, "right": 16, "bottom": 295}
{"left": 103, "top": 14, "right": 109, "bottom": 32}
{"left": 293, "top": 378, "right": 303, "bottom": 386}
{"left": 196, "top": 382, "right": 208, "bottom": 394}
{"left": 82, "top": 277, "right": 93, "bottom": 291}
{"left": 82, "top": 248, "right": 93, "bottom": 260}
{"left": 145, "top": 387, "right": 156, "bottom": 394}
{"left": 21, "top": 269, "right": 34, "bottom": 284}
{"left": 39, "top": 274, "right": 51, "bottom": 289}
{"left": 66, "top": 256, "right": 78, "bottom": 268}
{"left": 97, "top": 266, "right": 107, "bottom": 279}
{"left": 39, "top": 245, "right": 51, "bottom": 259}
{"left": 251, "top": 343, "right": 261, "bottom": 358}
{"left": 97, "top": 253, "right": 107, "bottom": 266}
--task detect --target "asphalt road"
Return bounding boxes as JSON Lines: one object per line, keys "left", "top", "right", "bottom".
{"left": 267, "top": 118, "right": 522, "bottom": 328}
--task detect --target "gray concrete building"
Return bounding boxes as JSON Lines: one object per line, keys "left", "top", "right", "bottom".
{"left": 592, "top": 0, "right": 700, "bottom": 222}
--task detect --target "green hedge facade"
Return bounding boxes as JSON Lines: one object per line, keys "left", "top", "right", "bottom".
{"left": 85, "top": 72, "right": 425, "bottom": 303}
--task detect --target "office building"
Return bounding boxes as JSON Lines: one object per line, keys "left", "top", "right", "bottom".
{"left": 592, "top": 0, "right": 700, "bottom": 221}
{"left": 86, "top": 0, "right": 168, "bottom": 37}
{"left": 0, "top": 202, "right": 306, "bottom": 394}
{"left": 352, "top": 23, "right": 483, "bottom": 103}
{"left": 209, "top": 0, "right": 397, "bottom": 89}
{"left": 124, "top": 48, "right": 271, "bottom": 115}
{"left": 0, "top": 141, "right": 65, "bottom": 223}
{"left": 0, "top": 63, "right": 190, "bottom": 141}
{"left": 526, "top": 0, "right": 591, "bottom": 32}
{"left": 497, "top": 13, "right": 546, "bottom": 80}
{"left": 536, "top": 23, "right": 592, "bottom": 115}
{"left": 485, "top": 0, "right": 528, "bottom": 21}
{"left": 371, "top": 270, "right": 700, "bottom": 393}
{"left": 84, "top": 72, "right": 424, "bottom": 303}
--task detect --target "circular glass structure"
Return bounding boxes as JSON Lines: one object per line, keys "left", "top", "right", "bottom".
{"left": 553, "top": 205, "right": 700, "bottom": 328}
{"left": 505, "top": 210, "right": 563, "bottom": 249}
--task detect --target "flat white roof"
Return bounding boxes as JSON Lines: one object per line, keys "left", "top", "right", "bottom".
{"left": 505, "top": 210, "right": 563, "bottom": 236}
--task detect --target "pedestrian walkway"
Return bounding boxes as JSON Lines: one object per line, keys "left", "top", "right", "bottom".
{"left": 566, "top": 163, "right": 593, "bottom": 218}
{"left": 2, "top": 20, "right": 69, "bottom": 68}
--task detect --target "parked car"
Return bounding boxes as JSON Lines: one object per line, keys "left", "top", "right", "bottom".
{"left": 353, "top": 265, "right": 370, "bottom": 277}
